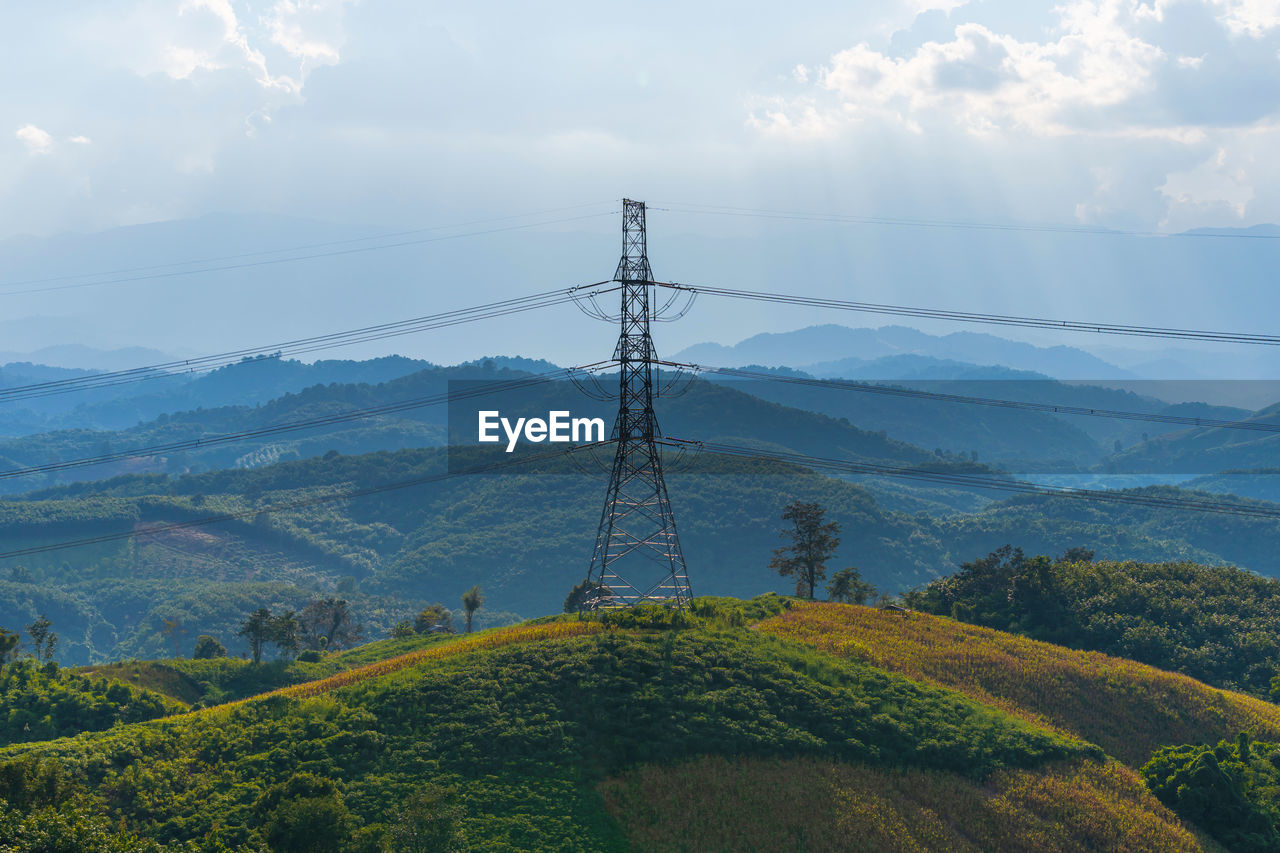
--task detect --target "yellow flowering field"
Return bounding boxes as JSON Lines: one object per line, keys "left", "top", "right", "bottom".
{"left": 758, "top": 602, "right": 1280, "bottom": 767}
{"left": 601, "top": 755, "right": 1224, "bottom": 853}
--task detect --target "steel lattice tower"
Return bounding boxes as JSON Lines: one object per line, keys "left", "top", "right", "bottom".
{"left": 583, "top": 199, "right": 692, "bottom": 609}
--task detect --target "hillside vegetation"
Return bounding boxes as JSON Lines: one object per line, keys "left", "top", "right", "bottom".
{"left": 0, "top": 610, "right": 1128, "bottom": 851}
{"left": 758, "top": 602, "right": 1280, "bottom": 768}
{"left": 9, "top": 441, "right": 1278, "bottom": 665}
{"left": 905, "top": 551, "right": 1280, "bottom": 697}
{"left": 602, "top": 756, "right": 1221, "bottom": 853}
{"left": 0, "top": 660, "right": 178, "bottom": 746}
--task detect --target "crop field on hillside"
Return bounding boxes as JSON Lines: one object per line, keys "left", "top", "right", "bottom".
{"left": 601, "top": 755, "right": 1225, "bottom": 853}
{"left": 759, "top": 602, "right": 1280, "bottom": 766}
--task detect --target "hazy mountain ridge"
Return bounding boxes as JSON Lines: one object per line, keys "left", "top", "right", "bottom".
{"left": 674, "top": 324, "right": 1136, "bottom": 378}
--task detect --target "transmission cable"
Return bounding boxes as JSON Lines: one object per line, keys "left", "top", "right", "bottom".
{"left": 654, "top": 201, "right": 1280, "bottom": 241}
{"left": 0, "top": 211, "right": 618, "bottom": 298}
{"left": 665, "top": 437, "right": 1280, "bottom": 521}
{"left": 664, "top": 361, "right": 1280, "bottom": 435}
{"left": 657, "top": 282, "right": 1280, "bottom": 346}
{"left": 0, "top": 283, "right": 617, "bottom": 405}
{"left": 0, "top": 363, "right": 616, "bottom": 483}
{"left": 1, "top": 202, "right": 617, "bottom": 290}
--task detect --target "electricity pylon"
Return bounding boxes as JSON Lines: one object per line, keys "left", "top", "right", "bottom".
{"left": 583, "top": 199, "right": 692, "bottom": 609}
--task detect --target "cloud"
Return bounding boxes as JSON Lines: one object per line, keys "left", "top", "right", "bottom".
{"left": 15, "top": 124, "right": 53, "bottom": 155}
{"left": 740, "top": 0, "right": 1280, "bottom": 231}
{"left": 68, "top": 135, "right": 92, "bottom": 145}
{"left": 1159, "top": 145, "right": 1255, "bottom": 219}
{"left": 763, "top": 2, "right": 1178, "bottom": 138}
{"left": 758, "top": 0, "right": 1280, "bottom": 141}
{"left": 1207, "top": 0, "right": 1280, "bottom": 37}
{"left": 266, "top": 0, "right": 349, "bottom": 75}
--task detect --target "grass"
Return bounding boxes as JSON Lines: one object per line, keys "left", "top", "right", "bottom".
{"left": 758, "top": 602, "right": 1280, "bottom": 767}
{"left": 601, "top": 755, "right": 1226, "bottom": 853}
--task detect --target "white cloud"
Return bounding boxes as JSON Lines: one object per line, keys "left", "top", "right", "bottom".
{"left": 749, "top": 0, "right": 1280, "bottom": 231}
{"left": 1159, "top": 146, "right": 1255, "bottom": 218}
{"left": 266, "top": 0, "right": 349, "bottom": 76}
{"left": 92, "top": 0, "right": 355, "bottom": 99}
{"left": 15, "top": 124, "right": 53, "bottom": 155}
{"left": 68, "top": 135, "right": 92, "bottom": 145}
{"left": 901, "top": 0, "right": 971, "bottom": 14}
{"left": 1209, "top": 0, "right": 1280, "bottom": 37}
{"left": 765, "top": 2, "right": 1170, "bottom": 138}
{"left": 168, "top": 0, "right": 298, "bottom": 93}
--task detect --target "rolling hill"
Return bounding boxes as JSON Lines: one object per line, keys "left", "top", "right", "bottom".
{"left": 1105, "top": 404, "right": 1280, "bottom": 474}
{"left": 0, "top": 365, "right": 941, "bottom": 495}
{"left": 0, "top": 599, "right": 1242, "bottom": 852}
{"left": 9, "top": 437, "right": 1280, "bottom": 664}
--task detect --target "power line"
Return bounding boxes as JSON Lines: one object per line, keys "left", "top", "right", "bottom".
{"left": 0, "top": 211, "right": 617, "bottom": 298}
{"left": 0, "top": 363, "right": 615, "bottom": 483}
{"left": 0, "top": 445, "right": 589, "bottom": 561}
{"left": 655, "top": 201, "right": 1280, "bottom": 241}
{"left": 667, "top": 362, "right": 1280, "bottom": 435}
{"left": 0, "top": 284, "right": 616, "bottom": 405}
{"left": 667, "top": 437, "right": 1280, "bottom": 521}
{"left": 17, "top": 356, "right": 1273, "bottom": 487}
{"left": 658, "top": 281, "right": 1280, "bottom": 346}
{"left": 0, "top": 202, "right": 617, "bottom": 290}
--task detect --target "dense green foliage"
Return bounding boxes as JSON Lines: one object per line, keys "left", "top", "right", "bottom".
{"left": 85, "top": 632, "right": 457, "bottom": 708}
{"left": 0, "top": 660, "right": 177, "bottom": 746}
{"left": 0, "top": 622, "right": 1089, "bottom": 851}
{"left": 1143, "top": 734, "right": 1280, "bottom": 853}
{"left": 906, "top": 548, "right": 1280, "bottom": 697}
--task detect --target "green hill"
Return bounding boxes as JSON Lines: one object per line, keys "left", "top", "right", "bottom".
{"left": 1104, "top": 403, "right": 1280, "bottom": 474}
{"left": 0, "top": 602, "right": 1233, "bottom": 852}
{"left": 6, "top": 442, "right": 1273, "bottom": 664}
{"left": 0, "top": 367, "right": 940, "bottom": 495}
{"left": 903, "top": 551, "right": 1280, "bottom": 698}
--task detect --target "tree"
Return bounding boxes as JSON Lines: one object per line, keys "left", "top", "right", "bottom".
{"left": 257, "top": 773, "right": 354, "bottom": 853}
{"left": 769, "top": 501, "right": 841, "bottom": 601}
{"left": 391, "top": 785, "right": 465, "bottom": 852}
{"left": 1143, "top": 734, "right": 1280, "bottom": 852}
{"left": 827, "top": 568, "right": 876, "bottom": 605}
{"left": 1058, "top": 546, "right": 1095, "bottom": 564}
{"left": 26, "top": 615, "right": 57, "bottom": 663}
{"left": 0, "top": 628, "right": 20, "bottom": 664}
{"left": 563, "top": 580, "right": 605, "bottom": 613}
{"left": 160, "top": 618, "right": 188, "bottom": 659}
{"left": 237, "top": 608, "right": 273, "bottom": 665}
{"left": 390, "top": 620, "right": 415, "bottom": 639}
{"left": 461, "top": 586, "right": 485, "bottom": 633}
{"left": 192, "top": 635, "right": 226, "bottom": 660}
{"left": 299, "top": 598, "right": 363, "bottom": 651}
{"left": 414, "top": 604, "right": 454, "bottom": 634}
{"left": 271, "top": 611, "right": 300, "bottom": 660}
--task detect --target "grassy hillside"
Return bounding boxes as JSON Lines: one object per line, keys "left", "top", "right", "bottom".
{"left": 0, "top": 611, "right": 1122, "bottom": 852}
{"left": 1104, "top": 404, "right": 1280, "bottom": 474}
{"left": 759, "top": 603, "right": 1280, "bottom": 768}
{"left": 602, "top": 756, "right": 1222, "bottom": 853}
{"left": 904, "top": 553, "right": 1280, "bottom": 697}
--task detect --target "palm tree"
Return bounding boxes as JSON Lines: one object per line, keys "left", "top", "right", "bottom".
{"left": 461, "top": 586, "right": 485, "bottom": 634}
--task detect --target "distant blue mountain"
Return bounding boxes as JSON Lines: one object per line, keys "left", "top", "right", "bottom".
{"left": 673, "top": 324, "right": 1133, "bottom": 379}
{"left": 804, "top": 354, "right": 1049, "bottom": 381}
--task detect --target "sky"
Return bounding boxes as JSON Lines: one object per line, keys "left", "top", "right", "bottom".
{"left": 3, "top": 0, "right": 1280, "bottom": 367}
